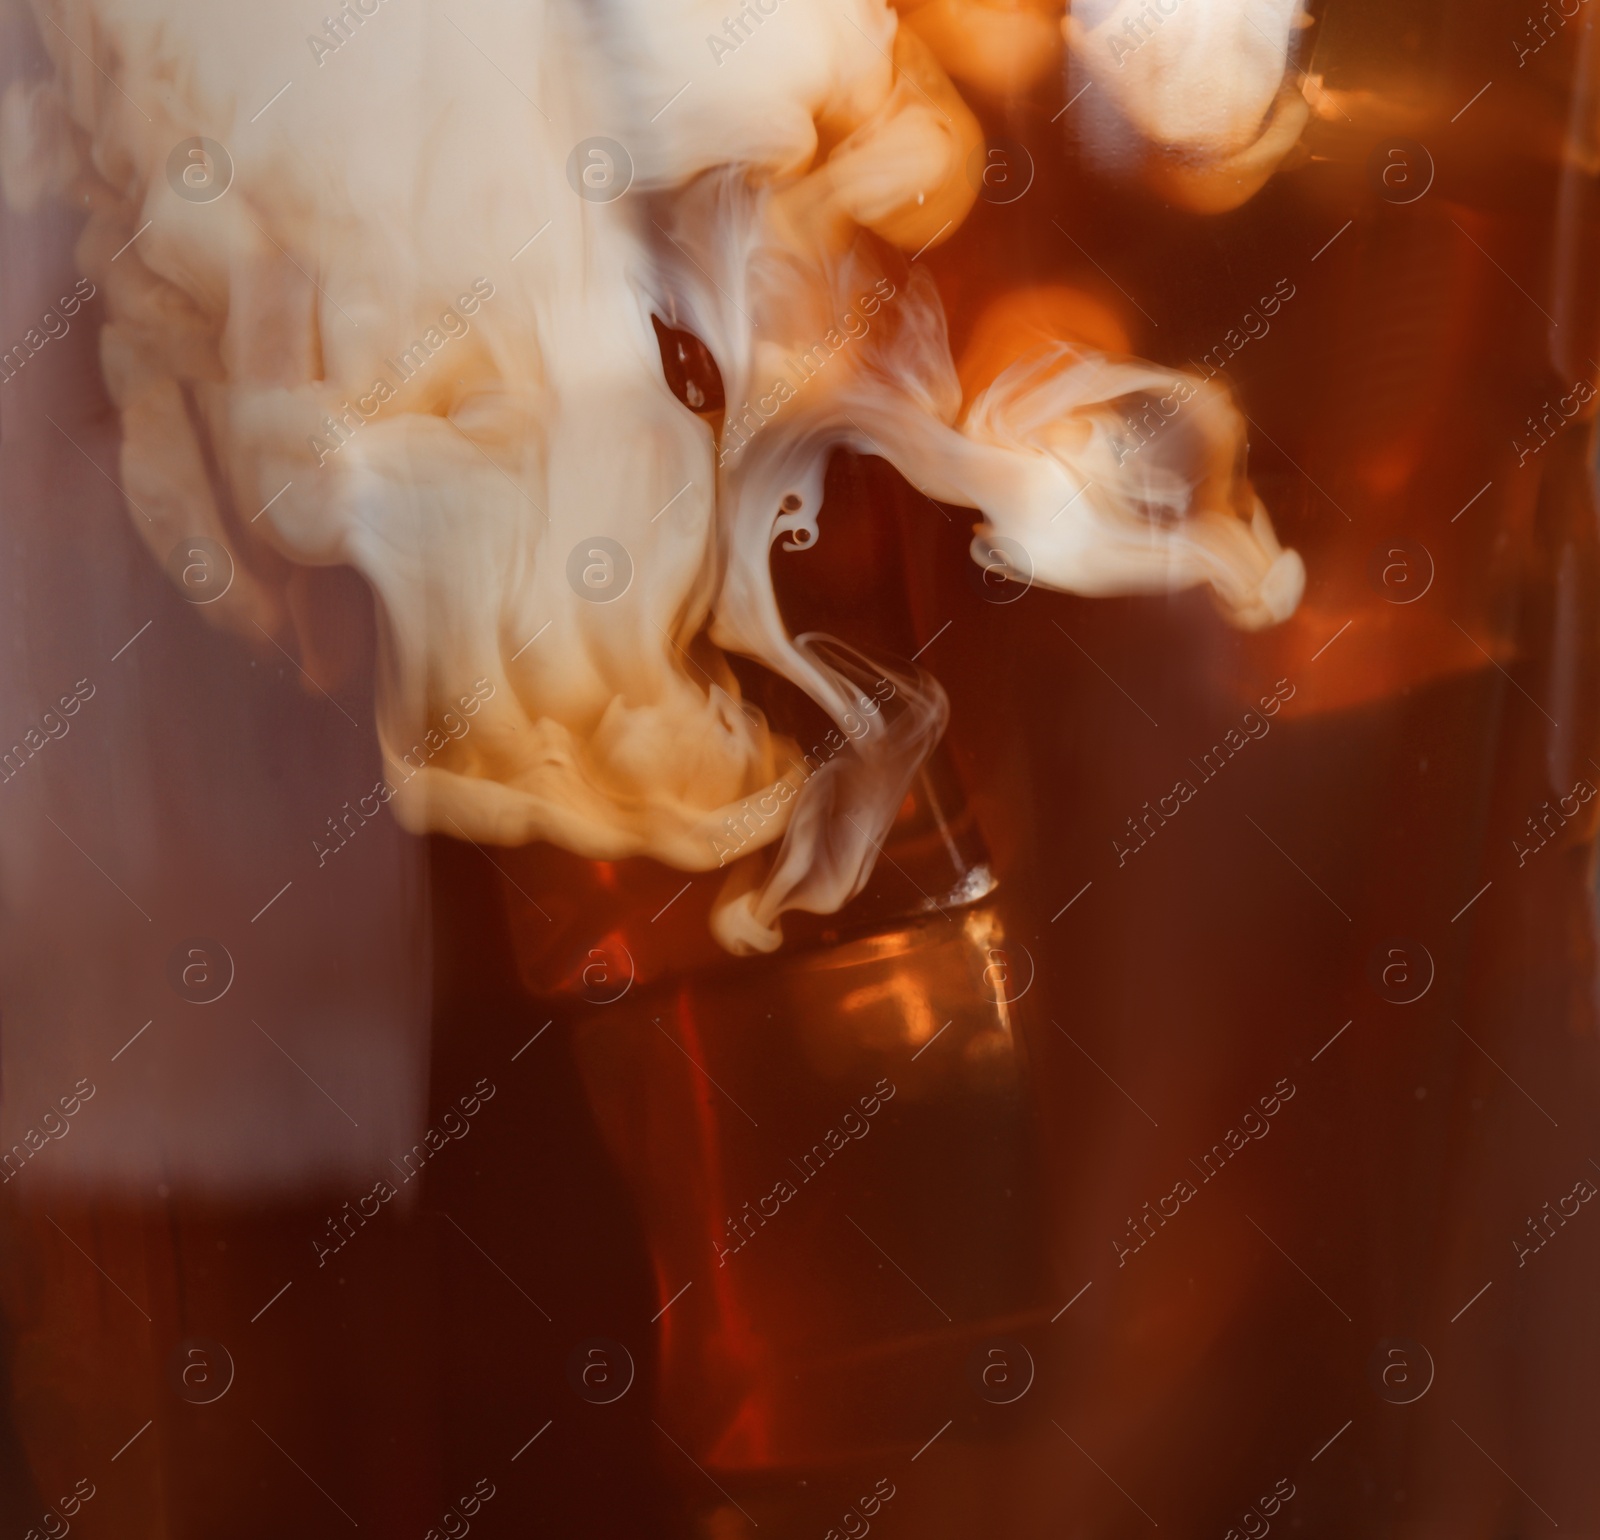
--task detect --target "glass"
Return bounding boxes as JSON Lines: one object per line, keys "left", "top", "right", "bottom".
{"left": 2, "top": 0, "right": 1599, "bottom": 1535}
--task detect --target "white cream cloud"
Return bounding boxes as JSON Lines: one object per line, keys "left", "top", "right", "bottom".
{"left": 1066, "top": 0, "right": 1311, "bottom": 211}
{"left": 4, "top": 0, "right": 1304, "bottom": 953}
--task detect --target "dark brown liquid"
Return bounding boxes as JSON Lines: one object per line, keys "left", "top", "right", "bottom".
{"left": 7, "top": 2, "right": 1600, "bottom": 1536}
{"left": 887, "top": 2, "right": 1600, "bottom": 1532}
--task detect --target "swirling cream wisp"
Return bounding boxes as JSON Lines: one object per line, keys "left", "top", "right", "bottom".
{"left": 2, "top": 0, "right": 1307, "bottom": 951}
